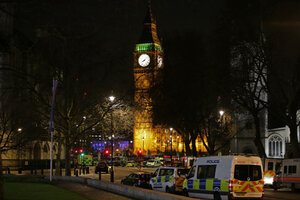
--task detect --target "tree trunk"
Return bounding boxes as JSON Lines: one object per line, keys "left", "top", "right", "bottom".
{"left": 0, "top": 152, "right": 3, "bottom": 200}
{"left": 253, "top": 115, "right": 266, "bottom": 158}
{"left": 184, "top": 135, "right": 191, "bottom": 156}
{"left": 288, "top": 123, "right": 300, "bottom": 158}
{"left": 55, "top": 142, "right": 62, "bottom": 176}
{"left": 191, "top": 139, "right": 197, "bottom": 157}
{"left": 191, "top": 132, "right": 198, "bottom": 157}
{"left": 65, "top": 136, "right": 71, "bottom": 176}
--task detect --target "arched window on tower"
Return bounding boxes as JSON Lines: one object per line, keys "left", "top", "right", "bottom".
{"left": 269, "top": 135, "right": 283, "bottom": 157}
{"left": 43, "top": 143, "right": 49, "bottom": 153}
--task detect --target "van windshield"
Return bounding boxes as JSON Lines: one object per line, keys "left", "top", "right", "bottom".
{"left": 234, "top": 165, "right": 262, "bottom": 181}
{"left": 159, "top": 168, "right": 174, "bottom": 176}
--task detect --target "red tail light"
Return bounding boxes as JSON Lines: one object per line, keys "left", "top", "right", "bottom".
{"left": 229, "top": 180, "right": 233, "bottom": 192}
{"left": 138, "top": 180, "right": 145, "bottom": 185}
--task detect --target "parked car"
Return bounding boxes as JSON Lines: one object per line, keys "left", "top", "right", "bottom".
{"left": 163, "top": 160, "right": 172, "bottom": 167}
{"left": 126, "top": 160, "right": 137, "bottom": 167}
{"left": 95, "top": 161, "right": 109, "bottom": 174}
{"left": 146, "top": 159, "right": 161, "bottom": 167}
{"left": 121, "top": 172, "right": 151, "bottom": 188}
{"left": 106, "top": 159, "right": 121, "bottom": 166}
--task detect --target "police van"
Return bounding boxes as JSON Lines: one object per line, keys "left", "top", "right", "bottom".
{"left": 150, "top": 166, "right": 189, "bottom": 193}
{"left": 182, "top": 155, "right": 264, "bottom": 200}
{"left": 273, "top": 158, "right": 300, "bottom": 191}
{"left": 263, "top": 158, "right": 282, "bottom": 186}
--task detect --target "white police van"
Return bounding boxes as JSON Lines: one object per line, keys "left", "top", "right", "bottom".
{"left": 183, "top": 155, "right": 264, "bottom": 200}
{"left": 150, "top": 166, "right": 188, "bottom": 193}
{"left": 273, "top": 158, "right": 300, "bottom": 191}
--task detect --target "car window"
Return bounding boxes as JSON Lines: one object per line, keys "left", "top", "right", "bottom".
{"left": 159, "top": 169, "right": 174, "bottom": 176}
{"left": 129, "top": 174, "right": 139, "bottom": 179}
{"left": 128, "top": 174, "right": 135, "bottom": 179}
{"left": 141, "top": 174, "right": 150, "bottom": 179}
{"left": 99, "top": 163, "right": 105, "bottom": 167}
{"left": 188, "top": 166, "right": 196, "bottom": 178}
{"left": 177, "top": 169, "right": 189, "bottom": 176}
{"left": 267, "top": 162, "right": 273, "bottom": 170}
{"left": 159, "top": 169, "right": 166, "bottom": 176}
{"left": 234, "top": 165, "right": 262, "bottom": 181}
{"left": 153, "top": 169, "right": 159, "bottom": 176}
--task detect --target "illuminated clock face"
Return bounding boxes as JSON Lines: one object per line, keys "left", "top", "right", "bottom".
{"left": 138, "top": 54, "right": 150, "bottom": 67}
{"left": 157, "top": 55, "right": 163, "bottom": 67}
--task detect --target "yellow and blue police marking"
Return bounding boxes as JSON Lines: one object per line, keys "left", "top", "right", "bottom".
{"left": 152, "top": 176, "right": 174, "bottom": 183}
{"left": 151, "top": 176, "right": 174, "bottom": 188}
{"left": 185, "top": 179, "right": 229, "bottom": 195}
{"left": 82, "top": 158, "right": 92, "bottom": 165}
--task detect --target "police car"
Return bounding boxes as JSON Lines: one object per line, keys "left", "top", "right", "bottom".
{"left": 183, "top": 155, "right": 264, "bottom": 200}
{"left": 150, "top": 166, "right": 188, "bottom": 193}
{"left": 145, "top": 159, "right": 161, "bottom": 167}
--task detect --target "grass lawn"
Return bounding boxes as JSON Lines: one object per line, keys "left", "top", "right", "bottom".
{"left": 4, "top": 182, "right": 89, "bottom": 200}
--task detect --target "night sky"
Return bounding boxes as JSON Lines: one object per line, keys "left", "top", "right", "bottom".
{"left": 13, "top": 0, "right": 300, "bottom": 128}
{"left": 15, "top": 0, "right": 228, "bottom": 92}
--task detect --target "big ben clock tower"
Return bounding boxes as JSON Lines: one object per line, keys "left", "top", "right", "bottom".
{"left": 133, "top": 0, "right": 163, "bottom": 154}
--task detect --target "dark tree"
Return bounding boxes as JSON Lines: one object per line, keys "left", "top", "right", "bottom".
{"left": 230, "top": 40, "right": 268, "bottom": 158}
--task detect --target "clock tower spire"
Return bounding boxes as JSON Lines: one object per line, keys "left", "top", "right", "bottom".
{"left": 133, "top": 0, "right": 163, "bottom": 154}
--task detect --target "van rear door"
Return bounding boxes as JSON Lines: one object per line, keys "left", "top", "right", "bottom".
{"left": 232, "top": 165, "right": 264, "bottom": 198}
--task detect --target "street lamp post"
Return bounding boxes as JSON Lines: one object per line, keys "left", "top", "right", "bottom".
{"left": 142, "top": 137, "right": 144, "bottom": 153}
{"left": 219, "top": 110, "right": 224, "bottom": 122}
{"left": 109, "top": 96, "right": 115, "bottom": 183}
{"left": 170, "top": 128, "right": 173, "bottom": 161}
{"left": 177, "top": 135, "right": 179, "bottom": 152}
{"left": 17, "top": 128, "right": 22, "bottom": 174}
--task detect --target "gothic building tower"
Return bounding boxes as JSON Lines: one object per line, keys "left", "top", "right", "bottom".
{"left": 133, "top": 1, "right": 164, "bottom": 154}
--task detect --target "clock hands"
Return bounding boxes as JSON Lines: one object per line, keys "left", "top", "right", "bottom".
{"left": 138, "top": 54, "right": 150, "bottom": 67}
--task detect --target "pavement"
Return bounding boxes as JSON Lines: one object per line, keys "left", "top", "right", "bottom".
{"left": 54, "top": 181, "right": 300, "bottom": 200}
{"left": 7, "top": 167, "right": 300, "bottom": 200}
{"left": 54, "top": 181, "right": 134, "bottom": 200}
{"left": 264, "top": 188, "right": 300, "bottom": 200}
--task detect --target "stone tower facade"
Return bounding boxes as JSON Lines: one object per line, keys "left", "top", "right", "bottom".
{"left": 133, "top": 1, "right": 164, "bottom": 154}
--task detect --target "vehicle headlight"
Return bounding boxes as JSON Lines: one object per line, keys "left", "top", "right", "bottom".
{"left": 264, "top": 176, "right": 274, "bottom": 185}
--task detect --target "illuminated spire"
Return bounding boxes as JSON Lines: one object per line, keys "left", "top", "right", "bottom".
{"left": 137, "top": 0, "right": 161, "bottom": 46}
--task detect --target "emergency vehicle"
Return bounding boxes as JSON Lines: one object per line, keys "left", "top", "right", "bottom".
{"left": 150, "top": 167, "right": 189, "bottom": 193}
{"left": 77, "top": 154, "right": 93, "bottom": 165}
{"left": 182, "top": 155, "right": 264, "bottom": 200}
{"left": 273, "top": 158, "right": 300, "bottom": 191}
{"left": 181, "top": 156, "right": 197, "bottom": 168}
{"left": 263, "top": 158, "right": 282, "bottom": 186}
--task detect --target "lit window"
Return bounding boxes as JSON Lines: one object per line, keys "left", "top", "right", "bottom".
{"left": 269, "top": 136, "right": 283, "bottom": 157}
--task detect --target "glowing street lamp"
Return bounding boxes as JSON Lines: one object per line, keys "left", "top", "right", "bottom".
{"left": 109, "top": 95, "right": 115, "bottom": 183}
{"left": 142, "top": 137, "right": 145, "bottom": 153}
{"left": 177, "top": 135, "right": 180, "bottom": 151}
{"left": 170, "top": 128, "right": 173, "bottom": 161}
{"left": 109, "top": 96, "right": 115, "bottom": 102}
{"left": 219, "top": 110, "right": 224, "bottom": 116}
